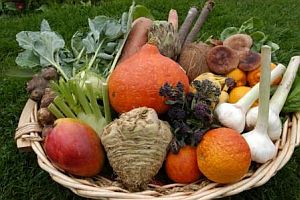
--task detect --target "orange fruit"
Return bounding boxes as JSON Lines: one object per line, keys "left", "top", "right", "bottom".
{"left": 228, "top": 86, "right": 251, "bottom": 104}
{"left": 196, "top": 128, "right": 251, "bottom": 184}
{"left": 165, "top": 145, "right": 202, "bottom": 183}
{"left": 226, "top": 68, "right": 247, "bottom": 86}
{"left": 247, "top": 63, "right": 281, "bottom": 87}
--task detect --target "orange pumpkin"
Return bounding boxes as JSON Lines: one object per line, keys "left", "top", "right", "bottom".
{"left": 108, "top": 44, "right": 189, "bottom": 114}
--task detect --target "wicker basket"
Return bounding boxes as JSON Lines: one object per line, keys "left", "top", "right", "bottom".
{"left": 15, "top": 99, "right": 300, "bottom": 200}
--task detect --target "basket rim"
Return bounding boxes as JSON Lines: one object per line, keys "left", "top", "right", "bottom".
{"left": 15, "top": 99, "right": 300, "bottom": 200}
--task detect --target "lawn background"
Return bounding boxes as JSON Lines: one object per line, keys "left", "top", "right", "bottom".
{"left": 1, "top": 0, "right": 300, "bottom": 199}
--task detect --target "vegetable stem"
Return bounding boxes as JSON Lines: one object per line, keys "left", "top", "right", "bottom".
{"left": 178, "top": 7, "right": 198, "bottom": 47}
{"left": 48, "top": 104, "right": 65, "bottom": 118}
{"left": 270, "top": 56, "right": 300, "bottom": 114}
{"left": 236, "top": 64, "right": 286, "bottom": 112}
{"left": 256, "top": 45, "right": 271, "bottom": 131}
{"left": 58, "top": 79, "right": 76, "bottom": 106}
{"left": 184, "top": 0, "right": 215, "bottom": 45}
{"left": 53, "top": 96, "right": 76, "bottom": 118}
{"left": 87, "top": 39, "right": 105, "bottom": 70}
{"left": 86, "top": 82, "right": 103, "bottom": 119}
{"left": 71, "top": 80, "right": 92, "bottom": 114}
{"left": 73, "top": 47, "right": 86, "bottom": 76}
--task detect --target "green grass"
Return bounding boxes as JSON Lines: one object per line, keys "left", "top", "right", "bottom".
{"left": 0, "top": 0, "right": 300, "bottom": 199}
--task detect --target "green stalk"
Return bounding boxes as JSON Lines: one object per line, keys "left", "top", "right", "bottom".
{"left": 71, "top": 80, "right": 92, "bottom": 114}
{"left": 102, "top": 83, "right": 111, "bottom": 123}
{"left": 86, "top": 82, "right": 102, "bottom": 119}
{"left": 53, "top": 80, "right": 80, "bottom": 115}
{"left": 87, "top": 39, "right": 105, "bottom": 70}
{"left": 73, "top": 47, "right": 86, "bottom": 76}
{"left": 59, "top": 79, "right": 76, "bottom": 105}
{"left": 75, "top": 47, "right": 85, "bottom": 65}
{"left": 53, "top": 96, "right": 76, "bottom": 118}
{"left": 48, "top": 104, "right": 65, "bottom": 119}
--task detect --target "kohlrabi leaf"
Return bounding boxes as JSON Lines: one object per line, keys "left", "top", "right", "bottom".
{"left": 16, "top": 21, "right": 71, "bottom": 80}
{"left": 82, "top": 33, "right": 98, "bottom": 53}
{"left": 121, "top": 12, "right": 129, "bottom": 33}
{"left": 33, "top": 31, "right": 65, "bottom": 67}
{"left": 132, "top": 4, "right": 154, "bottom": 20}
{"left": 98, "top": 52, "right": 114, "bottom": 60}
{"left": 16, "top": 31, "right": 40, "bottom": 50}
{"left": 105, "top": 42, "right": 118, "bottom": 54}
{"left": 105, "top": 20, "right": 123, "bottom": 39}
{"left": 71, "top": 31, "right": 85, "bottom": 56}
{"left": 220, "top": 27, "right": 238, "bottom": 41}
{"left": 40, "top": 19, "right": 51, "bottom": 31}
{"left": 15, "top": 49, "right": 40, "bottom": 68}
{"left": 81, "top": 5, "right": 134, "bottom": 76}
{"left": 89, "top": 16, "right": 110, "bottom": 35}
{"left": 107, "top": 1, "right": 134, "bottom": 75}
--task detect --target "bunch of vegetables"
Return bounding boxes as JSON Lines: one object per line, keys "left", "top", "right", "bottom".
{"left": 15, "top": 0, "right": 300, "bottom": 192}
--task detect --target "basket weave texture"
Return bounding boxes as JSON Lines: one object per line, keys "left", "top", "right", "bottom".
{"left": 15, "top": 99, "right": 300, "bottom": 200}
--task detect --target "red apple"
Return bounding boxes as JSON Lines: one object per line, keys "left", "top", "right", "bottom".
{"left": 44, "top": 118, "right": 105, "bottom": 177}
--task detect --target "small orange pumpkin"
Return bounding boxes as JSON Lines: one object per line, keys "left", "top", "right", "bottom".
{"left": 108, "top": 44, "right": 189, "bottom": 114}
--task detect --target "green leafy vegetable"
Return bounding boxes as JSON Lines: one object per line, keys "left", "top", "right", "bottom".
{"left": 69, "top": 3, "right": 135, "bottom": 78}
{"left": 16, "top": 20, "right": 71, "bottom": 80}
{"left": 15, "top": 2, "right": 136, "bottom": 80}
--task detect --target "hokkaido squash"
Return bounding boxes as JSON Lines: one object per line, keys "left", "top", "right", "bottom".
{"left": 108, "top": 43, "right": 189, "bottom": 114}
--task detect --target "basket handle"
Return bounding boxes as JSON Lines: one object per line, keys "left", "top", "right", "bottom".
{"left": 15, "top": 99, "right": 42, "bottom": 152}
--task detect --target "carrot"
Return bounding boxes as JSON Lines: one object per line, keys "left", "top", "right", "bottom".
{"left": 118, "top": 17, "right": 153, "bottom": 64}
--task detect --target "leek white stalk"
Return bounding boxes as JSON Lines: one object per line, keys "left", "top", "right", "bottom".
{"left": 243, "top": 45, "right": 275, "bottom": 163}
{"left": 246, "top": 56, "right": 300, "bottom": 140}
{"left": 214, "top": 64, "right": 286, "bottom": 133}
